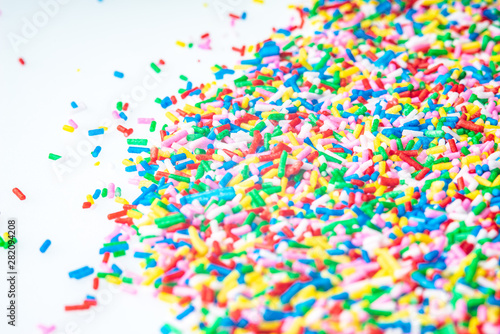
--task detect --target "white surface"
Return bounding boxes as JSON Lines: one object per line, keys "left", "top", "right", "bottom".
{"left": 0, "top": 1, "right": 298, "bottom": 333}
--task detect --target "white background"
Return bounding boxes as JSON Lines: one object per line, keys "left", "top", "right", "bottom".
{"left": 0, "top": 0, "right": 300, "bottom": 332}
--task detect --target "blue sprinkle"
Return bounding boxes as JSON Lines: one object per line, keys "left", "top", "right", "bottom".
{"left": 88, "top": 128, "right": 105, "bottom": 136}
{"left": 180, "top": 187, "right": 236, "bottom": 206}
{"left": 428, "top": 214, "right": 447, "bottom": 225}
{"left": 411, "top": 271, "right": 435, "bottom": 289}
{"left": 346, "top": 48, "right": 356, "bottom": 62}
{"left": 281, "top": 282, "right": 303, "bottom": 304}
{"left": 171, "top": 153, "right": 187, "bottom": 164}
{"left": 175, "top": 160, "right": 194, "bottom": 171}
{"left": 111, "top": 264, "right": 123, "bottom": 275}
{"left": 91, "top": 146, "right": 102, "bottom": 158}
{"left": 263, "top": 309, "right": 288, "bottom": 321}
{"left": 395, "top": 23, "right": 403, "bottom": 35}
{"left": 161, "top": 96, "right": 173, "bottom": 109}
{"left": 361, "top": 249, "right": 370, "bottom": 263}
{"left": 92, "top": 189, "right": 101, "bottom": 199}
{"left": 424, "top": 250, "right": 439, "bottom": 262}
{"left": 316, "top": 207, "right": 344, "bottom": 216}
{"left": 40, "top": 239, "right": 51, "bottom": 253}
{"left": 69, "top": 266, "right": 94, "bottom": 279}
{"left": 114, "top": 71, "right": 124, "bottom": 78}
{"left": 214, "top": 69, "right": 235, "bottom": 80}
{"left": 134, "top": 252, "right": 152, "bottom": 259}
{"left": 99, "top": 243, "right": 129, "bottom": 254}
{"left": 219, "top": 173, "right": 233, "bottom": 188}
{"left": 125, "top": 165, "right": 137, "bottom": 172}
{"left": 258, "top": 42, "right": 280, "bottom": 58}
{"left": 331, "top": 292, "right": 349, "bottom": 300}
{"left": 176, "top": 305, "right": 195, "bottom": 320}
{"left": 128, "top": 146, "right": 150, "bottom": 154}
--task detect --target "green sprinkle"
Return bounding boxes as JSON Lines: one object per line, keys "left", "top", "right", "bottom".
{"left": 150, "top": 62, "right": 161, "bottom": 73}
{"left": 48, "top": 153, "right": 61, "bottom": 160}
{"left": 127, "top": 139, "right": 148, "bottom": 146}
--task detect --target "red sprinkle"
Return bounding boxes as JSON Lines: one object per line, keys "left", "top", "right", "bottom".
{"left": 12, "top": 188, "right": 26, "bottom": 200}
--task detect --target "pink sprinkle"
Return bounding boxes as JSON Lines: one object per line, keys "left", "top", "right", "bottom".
{"left": 138, "top": 118, "right": 154, "bottom": 124}
{"left": 37, "top": 325, "right": 56, "bottom": 334}
{"left": 68, "top": 119, "right": 78, "bottom": 129}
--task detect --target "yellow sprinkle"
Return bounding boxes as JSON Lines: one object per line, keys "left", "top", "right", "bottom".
{"left": 340, "top": 66, "right": 360, "bottom": 79}
{"left": 240, "top": 195, "right": 252, "bottom": 208}
{"left": 462, "top": 41, "right": 481, "bottom": 51}
{"left": 184, "top": 104, "right": 204, "bottom": 114}
{"left": 260, "top": 67, "right": 273, "bottom": 75}
{"left": 175, "top": 245, "right": 190, "bottom": 258}
{"left": 379, "top": 161, "right": 387, "bottom": 175}
{"left": 347, "top": 105, "right": 360, "bottom": 114}
{"left": 122, "top": 159, "right": 134, "bottom": 166}
{"left": 432, "top": 162, "right": 454, "bottom": 171}
{"left": 115, "top": 197, "right": 129, "bottom": 205}
{"left": 142, "top": 267, "right": 164, "bottom": 286}
{"left": 386, "top": 45, "right": 406, "bottom": 53}
{"left": 373, "top": 185, "right": 387, "bottom": 197}
{"left": 188, "top": 226, "right": 208, "bottom": 256}
{"left": 263, "top": 168, "right": 278, "bottom": 179}
{"left": 237, "top": 178, "right": 255, "bottom": 189}
{"left": 86, "top": 194, "right": 94, "bottom": 205}
{"left": 158, "top": 292, "right": 180, "bottom": 304}
{"left": 234, "top": 64, "right": 253, "bottom": 70}
{"left": 228, "top": 174, "right": 244, "bottom": 187}
{"left": 462, "top": 155, "right": 481, "bottom": 166}
{"left": 465, "top": 190, "right": 480, "bottom": 201}
{"left": 105, "top": 275, "right": 122, "bottom": 285}
{"left": 211, "top": 154, "right": 225, "bottom": 162}
{"left": 475, "top": 176, "right": 492, "bottom": 187}
{"left": 217, "top": 278, "right": 238, "bottom": 303}
{"left": 386, "top": 105, "right": 402, "bottom": 114}
{"left": 286, "top": 132, "right": 299, "bottom": 146}
{"left": 422, "top": 20, "right": 439, "bottom": 34}
{"left": 165, "top": 112, "right": 179, "bottom": 124}
{"left": 377, "top": 133, "right": 391, "bottom": 146}
{"left": 127, "top": 209, "right": 143, "bottom": 219}
{"left": 238, "top": 123, "right": 252, "bottom": 131}
{"left": 426, "top": 145, "right": 446, "bottom": 155}
{"left": 353, "top": 124, "right": 363, "bottom": 139}
{"left": 395, "top": 195, "right": 412, "bottom": 206}
{"left": 259, "top": 322, "right": 281, "bottom": 331}
{"left": 310, "top": 170, "right": 318, "bottom": 188}
{"left": 491, "top": 174, "right": 500, "bottom": 187}
{"left": 469, "top": 317, "right": 479, "bottom": 334}
{"left": 62, "top": 125, "right": 75, "bottom": 132}
{"left": 374, "top": 248, "right": 400, "bottom": 275}
{"left": 415, "top": 233, "right": 433, "bottom": 244}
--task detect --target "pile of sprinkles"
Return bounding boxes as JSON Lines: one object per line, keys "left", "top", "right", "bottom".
{"left": 52, "top": 0, "right": 500, "bottom": 333}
